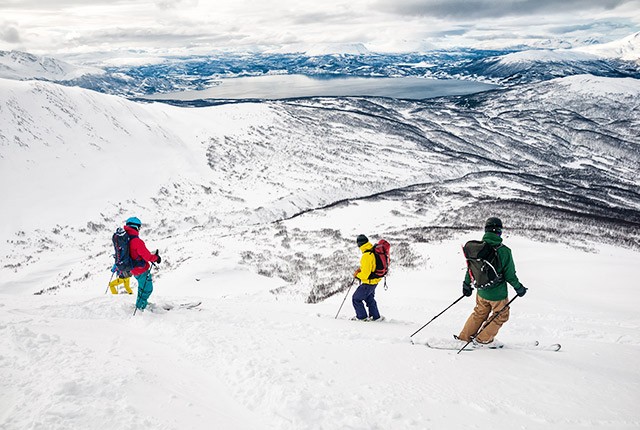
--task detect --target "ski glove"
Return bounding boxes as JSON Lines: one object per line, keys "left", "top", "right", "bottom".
{"left": 154, "top": 250, "right": 162, "bottom": 264}
{"left": 515, "top": 284, "right": 527, "bottom": 297}
{"left": 354, "top": 268, "right": 361, "bottom": 278}
{"left": 462, "top": 282, "right": 473, "bottom": 297}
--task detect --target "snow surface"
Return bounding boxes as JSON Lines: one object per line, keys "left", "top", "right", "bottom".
{"left": 500, "top": 32, "right": 640, "bottom": 64}
{"left": 497, "top": 49, "right": 599, "bottom": 65}
{"left": 492, "top": 32, "right": 640, "bottom": 73}
{"left": 0, "top": 50, "right": 102, "bottom": 81}
{"left": 552, "top": 74, "right": 640, "bottom": 96}
{"left": 574, "top": 31, "right": 640, "bottom": 62}
{"left": 1, "top": 73, "right": 639, "bottom": 429}
{"left": 1, "top": 235, "right": 639, "bottom": 430}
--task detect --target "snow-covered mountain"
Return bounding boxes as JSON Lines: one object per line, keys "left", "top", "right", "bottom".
{"left": 467, "top": 32, "right": 640, "bottom": 84}
{"left": 0, "top": 50, "right": 102, "bottom": 81}
{"left": 1, "top": 67, "right": 639, "bottom": 428}
{"left": 3, "top": 32, "right": 640, "bottom": 97}
{"left": 1, "top": 74, "right": 639, "bottom": 298}
{"left": 574, "top": 31, "right": 640, "bottom": 62}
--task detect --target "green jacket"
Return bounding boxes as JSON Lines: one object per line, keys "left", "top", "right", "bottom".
{"left": 464, "top": 232, "right": 522, "bottom": 301}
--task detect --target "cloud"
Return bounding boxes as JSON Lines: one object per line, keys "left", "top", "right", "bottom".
{"left": 154, "top": 0, "right": 200, "bottom": 11}
{"left": 0, "top": 0, "right": 639, "bottom": 58}
{"left": 1, "top": 24, "right": 21, "bottom": 43}
{"left": 372, "top": 0, "right": 636, "bottom": 19}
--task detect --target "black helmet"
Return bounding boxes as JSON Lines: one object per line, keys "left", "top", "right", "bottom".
{"left": 356, "top": 234, "right": 369, "bottom": 247}
{"left": 484, "top": 217, "right": 503, "bottom": 234}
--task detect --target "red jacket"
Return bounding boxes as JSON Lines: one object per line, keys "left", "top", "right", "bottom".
{"left": 124, "top": 225, "right": 159, "bottom": 276}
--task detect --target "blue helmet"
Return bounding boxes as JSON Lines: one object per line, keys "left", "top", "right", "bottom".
{"left": 125, "top": 216, "right": 142, "bottom": 228}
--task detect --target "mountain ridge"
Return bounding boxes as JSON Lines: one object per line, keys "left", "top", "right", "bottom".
{"left": 2, "top": 32, "right": 639, "bottom": 96}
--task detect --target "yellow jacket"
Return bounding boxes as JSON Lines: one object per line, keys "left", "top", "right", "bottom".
{"left": 356, "top": 242, "right": 381, "bottom": 285}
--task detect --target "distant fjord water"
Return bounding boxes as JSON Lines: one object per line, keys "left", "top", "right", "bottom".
{"left": 145, "top": 74, "right": 499, "bottom": 101}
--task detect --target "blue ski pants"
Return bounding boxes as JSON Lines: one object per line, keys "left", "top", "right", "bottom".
{"left": 135, "top": 270, "right": 154, "bottom": 310}
{"left": 352, "top": 283, "right": 380, "bottom": 320}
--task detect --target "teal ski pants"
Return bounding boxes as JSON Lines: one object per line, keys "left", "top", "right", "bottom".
{"left": 135, "top": 270, "right": 154, "bottom": 310}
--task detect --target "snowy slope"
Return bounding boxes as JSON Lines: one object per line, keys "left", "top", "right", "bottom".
{"left": 1, "top": 75, "right": 639, "bottom": 295}
{"left": 1, "top": 235, "right": 639, "bottom": 430}
{"left": 467, "top": 33, "right": 640, "bottom": 84}
{"left": 494, "top": 31, "right": 640, "bottom": 68}
{"left": 1, "top": 74, "right": 639, "bottom": 429}
{"left": 574, "top": 31, "right": 640, "bottom": 62}
{"left": 0, "top": 50, "right": 102, "bottom": 81}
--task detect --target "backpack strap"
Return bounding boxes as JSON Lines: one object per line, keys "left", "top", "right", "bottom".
{"left": 492, "top": 243, "right": 503, "bottom": 273}
{"left": 365, "top": 245, "right": 389, "bottom": 283}
{"left": 364, "top": 247, "right": 380, "bottom": 280}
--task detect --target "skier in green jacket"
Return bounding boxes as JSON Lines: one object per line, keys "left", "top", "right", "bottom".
{"left": 457, "top": 217, "right": 527, "bottom": 346}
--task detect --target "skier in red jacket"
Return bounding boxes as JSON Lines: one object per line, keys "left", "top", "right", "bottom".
{"left": 124, "top": 217, "right": 161, "bottom": 310}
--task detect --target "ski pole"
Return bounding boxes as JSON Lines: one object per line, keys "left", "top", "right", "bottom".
{"left": 105, "top": 271, "right": 115, "bottom": 294}
{"left": 335, "top": 278, "right": 357, "bottom": 319}
{"left": 457, "top": 295, "right": 518, "bottom": 354}
{"left": 133, "top": 290, "right": 140, "bottom": 316}
{"left": 409, "top": 294, "right": 466, "bottom": 338}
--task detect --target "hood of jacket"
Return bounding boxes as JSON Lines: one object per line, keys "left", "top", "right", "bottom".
{"left": 359, "top": 242, "right": 373, "bottom": 253}
{"left": 124, "top": 225, "right": 140, "bottom": 237}
{"left": 482, "top": 231, "right": 503, "bottom": 246}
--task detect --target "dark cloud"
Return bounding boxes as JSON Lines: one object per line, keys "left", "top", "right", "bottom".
{"left": 290, "top": 11, "right": 351, "bottom": 25}
{"left": 430, "top": 28, "right": 469, "bottom": 37}
{"left": 1, "top": 25, "right": 20, "bottom": 43}
{"left": 372, "top": 0, "right": 634, "bottom": 19}
{"left": 549, "top": 19, "right": 633, "bottom": 35}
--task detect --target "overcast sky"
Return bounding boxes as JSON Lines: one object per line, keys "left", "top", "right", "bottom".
{"left": 1, "top": 0, "right": 639, "bottom": 61}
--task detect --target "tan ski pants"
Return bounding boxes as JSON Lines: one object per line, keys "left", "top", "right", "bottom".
{"left": 458, "top": 295, "right": 510, "bottom": 343}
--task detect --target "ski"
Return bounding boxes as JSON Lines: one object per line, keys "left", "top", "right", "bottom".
{"left": 410, "top": 338, "right": 472, "bottom": 351}
{"left": 515, "top": 342, "right": 561, "bottom": 352}
{"left": 161, "top": 301, "right": 202, "bottom": 311}
{"left": 138, "top": 301, "right": 203, "bottom": 313}
{"left": 414, "top": 339, "right": 561, "bottom": 352}
{"left": 323, "top": 314, "right": 390, "bottom": 323}
{"left": 423, "top": 342, "right": 474, "bottom": 351}
{"left": 349, "top": 316, "right": 386, "bottom": 322}
{"left": 491, "top": 341, "right": 561, "bottom": 352}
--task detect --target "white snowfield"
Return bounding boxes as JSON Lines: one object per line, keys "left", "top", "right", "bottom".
{"left": 1, "top": 237, "right": 638, "bottom": 430}
{"left": 496, "top": 31, "right": 640, "bottom": 65}
{"left": 0, "top": 50, "right": 103, "bottom": 81}
{"left": 574, "top": 31, "right": 640, "bottom": 62}
{"left": 0, "top": 73, "right": 639, "bottom": 429}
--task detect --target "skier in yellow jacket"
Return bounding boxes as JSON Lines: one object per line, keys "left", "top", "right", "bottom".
{"left": 352, "top": 234, "right": 384, "bottom": 321}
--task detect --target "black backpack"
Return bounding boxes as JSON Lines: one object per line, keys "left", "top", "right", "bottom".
{"left": 462, "top": 240, "right": 503, "bottom": 290}
{"left": 112, "top": 227, "right": 143, "bottom": 277}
